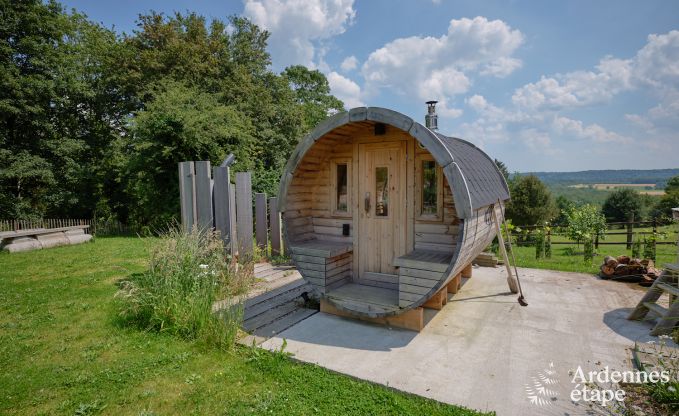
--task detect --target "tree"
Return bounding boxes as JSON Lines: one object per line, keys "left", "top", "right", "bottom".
{"left": 494, "top": 159, "right": 510, "bottom": 183}
{"left": 283, "top": 65, "right": 344, "bottom": 130}
{"left": 564, "top": 204, "right": 607, "bottom": 246}
{"left": 650, "top": 192, "right": 679, "bottom": 223}
{"left": 602, "top": 188, "right": 644, "bottom": 222}
{"left": 505, "top": 175, "right": 558, "bottom": 225}
{"left": 123, "top": 81, "right": 255, "bottom": 229}
{"left": 554, "top": 195, "right": 575, "bottom": 226}
{"left": 666, "top": 175, "right": 679, "bottom": 193}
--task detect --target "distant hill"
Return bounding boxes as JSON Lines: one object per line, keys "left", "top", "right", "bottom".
{"left": 522, "top": 169, "right": 679, "bottom": 188}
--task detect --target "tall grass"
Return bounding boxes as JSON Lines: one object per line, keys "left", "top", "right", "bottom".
{"left": 115, "top": 227, "right": 252, "bottom": 349}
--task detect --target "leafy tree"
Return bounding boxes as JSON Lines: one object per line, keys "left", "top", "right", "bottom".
{"left": 124, "top": 81, "right": 255, "bottom": 229}
{"left": 505, "top": 175, "right": 558, "bottom": 225}
{"left": 283, "top": 65, "right": 344, "bottom": 130}
{"left": 554, "top": 195, "right": 575, "bottom": 226}
{"left": 650, "top": 191, "right": 679, "bottom": 223}
{"left": 666, "top": 175, "right": 679, "bottom": 193}
{"left": 602, "top": 188, "right": 644, "bottom": 222}
{"left": 564, "top": 204, "right": 607, "bottom": 247}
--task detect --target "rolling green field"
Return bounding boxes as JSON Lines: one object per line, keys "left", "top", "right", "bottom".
{"left": 0, "top": 237, "right": 486, "bottom": 416}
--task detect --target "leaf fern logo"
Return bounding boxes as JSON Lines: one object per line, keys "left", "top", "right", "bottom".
{"left": 525, "top": 362, "right": 559, "bottom": 406}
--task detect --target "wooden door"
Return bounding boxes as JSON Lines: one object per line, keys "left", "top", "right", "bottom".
{"left": 357, "top": 142, "right": 406, "bottom": 277}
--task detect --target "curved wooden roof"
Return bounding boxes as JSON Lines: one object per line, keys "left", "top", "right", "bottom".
{"left": 279, "top": 106, "right": 510, "bottom": 219}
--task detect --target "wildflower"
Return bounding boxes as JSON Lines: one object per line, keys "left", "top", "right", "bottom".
{"left": 199, "top": 264, "right": 209, "bottom": 269}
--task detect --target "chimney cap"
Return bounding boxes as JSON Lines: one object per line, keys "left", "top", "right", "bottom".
{"left": 426, "top": 100, "right": 438, "bottom": 105}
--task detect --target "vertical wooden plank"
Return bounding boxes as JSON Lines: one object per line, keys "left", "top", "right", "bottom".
{"left": 236, "top": 172, "right": 254, "bottom": 259}
{"left": 194, "top": 161, "right": 213, "bottom": 231}
{"left": 255, "top": 193, "right": 268, "bottom": 253}
{"left": 352, "top": 141, "right": 360, "bottom": 280}
{"left": 228, "top": 183, "right": 237, "bottom": 257}
{"left": 269, "top": 197, "right": 282, "bottom": 256}
{"left": 178, "top": 161, "right": 196, "bottom": 232}
{"left": 213, "top": 166, "right": 232, "bottom": 251}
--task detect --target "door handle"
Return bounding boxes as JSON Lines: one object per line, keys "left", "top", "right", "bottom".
{"left": 364, "top": 192, "right": 371, "bottom": 213}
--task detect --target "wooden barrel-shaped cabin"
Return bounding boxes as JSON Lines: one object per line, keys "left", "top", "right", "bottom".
{"left": 278, "top": 106, "right": 510, "bottom": 320}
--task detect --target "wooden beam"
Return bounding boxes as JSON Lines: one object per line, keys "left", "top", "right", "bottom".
{"left": 320, "top": 299, "right": 424, "bottom": 331}
{"left": 447, "top": 273, "right": 461, "bottom": 294}
{"left": 213, "top": 166, "right": 233, "bottom": 252}
{"left": 422, "top": 287, "right": 446, "bottom": 310}
{"left": 492, "top": 205, "right": 519, "bottom": 293}
{"left": 462, "top": 264, "right": 472, "bottom": 279}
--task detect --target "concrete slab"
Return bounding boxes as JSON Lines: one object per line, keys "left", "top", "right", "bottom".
{"left": 261, "top": 266, "right": 677, "bottom": 415}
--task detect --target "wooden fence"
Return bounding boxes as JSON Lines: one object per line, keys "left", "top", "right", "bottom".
{"left": 0, "top": 219, "right": 91, "bottom": 232}
{"left": 511, "top": 220, "right": 678, "bottom": 249}
{"left": 0, "top": 218, "right": 131, "bottom": 236}
{"left": 178, "top": 160, "right": 282, "bottom": 259}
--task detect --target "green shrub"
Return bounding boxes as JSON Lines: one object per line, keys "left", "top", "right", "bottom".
{"left": 632, "top": 238, "right": 642, "bottom": 258}
{"left": 115, "top": 227, "right": 251, "bottom": 349}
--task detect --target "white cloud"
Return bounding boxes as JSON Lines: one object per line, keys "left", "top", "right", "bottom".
{"left": 512, "top": 30, "right": 679, "bottom": 113}
{"left": 243, "top": 0, "right": 356, "bottom": 69}
{"left": 553, "top": 116, "right": 631, "bottom": 144}
{"left": 340, "top": 55, "right": 358, "bottom": 71}
{"left": 327, "top": 71, "right": 364, "bottom": 108}
{"left": 361, "top": 16, "right": 523, "bottom": 105}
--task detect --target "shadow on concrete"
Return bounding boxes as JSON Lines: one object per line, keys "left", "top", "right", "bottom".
{"left": 273, "top": 312, "right": 419, "bottom": 351}
{"left": 602, "top": 307, "right": 668, "bottom": 345}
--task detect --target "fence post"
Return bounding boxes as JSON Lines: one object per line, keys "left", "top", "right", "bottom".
{"left": 178, "top": 161, "right": 196, "bottom": 232}
{"left": 213, "top": 165, "right": 236, "bottom": 255}
{"left": 652, "top": 218, "right": 657, "bottom": 258}
{"left": 194, "top": 161, "right": 213, "bottom": 231}
{"left": 269, "top": 197, "right": 282, "bottom": 257}
{"left": 255, "top": 193, "right": 268, "bottom": 254}
{"left": 235, "top": 172, "right": 254, "bottom": 259}
{"left": 626, "top": 214, "right": 634, "bottom": 250}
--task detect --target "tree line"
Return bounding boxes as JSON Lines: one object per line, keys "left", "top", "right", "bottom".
{"left": 496, "top": 158, "right": 679, "bottom": 227}
{"left": 0, "top": 1, "right": 343, "bottom": 229}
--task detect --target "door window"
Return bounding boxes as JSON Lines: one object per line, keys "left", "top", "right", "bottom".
{"left": 376, "top": 166, "right": 389, "bottom": 217}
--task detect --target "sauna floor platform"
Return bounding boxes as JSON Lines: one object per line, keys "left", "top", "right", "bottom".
{"left": 325, "top": 282, "right": 401, "bottom": 314}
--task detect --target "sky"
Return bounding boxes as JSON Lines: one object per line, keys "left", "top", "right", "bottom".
{"left": 61, "top": 0, "right": 679, "bottom": 172}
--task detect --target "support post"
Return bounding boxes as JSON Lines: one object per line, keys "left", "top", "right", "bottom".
{"left": 236, "top": 172, "right": 254, "bottom": 259}
{"left": 255, "top": 193, "right": 268, "bottom": 254}
{"left": 269, "top": 197, "right": 282, "bottom": 256}
{"left": 626, "top": 214, "right": 634, "bottom": 250}
{"left": 492, "top": 206, "right": 519, "bottom": 294}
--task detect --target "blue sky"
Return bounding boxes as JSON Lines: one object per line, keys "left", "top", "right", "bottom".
{"left": 62, "top": 0, "right": 679, "bottom": 172}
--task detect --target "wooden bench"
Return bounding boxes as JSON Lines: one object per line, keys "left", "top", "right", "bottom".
{"left": 394, "top": 250, "right": 453, "bottom": 308}
{"left": 0, "top": 226, "right": 92, "bottom": 253}
{"left": 288, "top": 239, "right": 353, "bottom": 294}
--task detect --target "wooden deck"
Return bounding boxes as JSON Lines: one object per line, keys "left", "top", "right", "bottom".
{"left": 325, "top": 282, "right": 401, "bottom": 315}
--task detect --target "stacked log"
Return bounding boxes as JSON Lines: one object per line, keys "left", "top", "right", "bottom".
{"left": 474, "top": 252, "right": 499, "bottom": 267}
{"left": 599, "top": 255, "right": 660, "bottom": 285}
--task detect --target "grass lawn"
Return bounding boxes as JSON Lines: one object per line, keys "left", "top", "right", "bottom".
{"left": 511, "top": 224, "right": 679, "bottom": 274}
{"left": 0, "top": 237, "right": 487, "bottom": 415}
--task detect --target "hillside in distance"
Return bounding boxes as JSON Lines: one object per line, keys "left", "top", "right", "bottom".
{"left": 522, "top": 169, "right": 679, "bottom": 188}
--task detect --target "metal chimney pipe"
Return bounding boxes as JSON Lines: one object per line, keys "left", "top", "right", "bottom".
{"left": 425, "top": 101, "right": 438, "bottom": 130}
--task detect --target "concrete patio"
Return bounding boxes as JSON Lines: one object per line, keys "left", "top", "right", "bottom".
{"left": 261, "top": 266, "right": 676, "bottom": 415}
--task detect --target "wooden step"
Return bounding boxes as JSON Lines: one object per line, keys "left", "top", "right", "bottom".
{"left": 243, "top": 301, "right": 303, "bottom": 332}
{"left": 657, "top": 282, "right": 679, "bottom": 298}
{"left": 243, "top": 283, "right": 311, "bottom": 321}
{"left": 643, "top": 302, "right": 668, "bottom": 317}
{"left": 251, "top": 308, "right": 317, "bottom": 338}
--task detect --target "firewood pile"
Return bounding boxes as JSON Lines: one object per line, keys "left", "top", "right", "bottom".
{"left": 599, "top": 255, "right": 661, "bottom": 286}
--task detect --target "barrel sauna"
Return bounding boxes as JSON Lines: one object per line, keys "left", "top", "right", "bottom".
{"left": 278, "top": 106, "right": 510, "bottom": 324}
